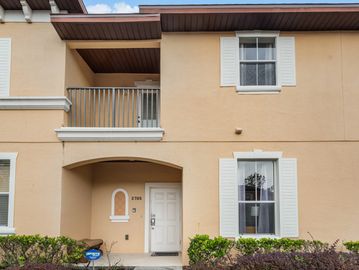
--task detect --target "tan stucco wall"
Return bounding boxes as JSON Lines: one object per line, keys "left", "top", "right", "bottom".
{"left": 90, "top": 162, "right": 181, "bottom": 253}
{"left": 61, "top": 165, "right": 93, "bottom": 240}
{"left": 0, "top": 143, "right": 63, "bottom": 236}
{"left": 0, "top": 23, "right": 66, "bottom": 96}
{"left": 160, "top": 32, "right": 353, "bottom": 142}
{"left": 62, "top": 141, "right": 359, "bottom": 262}
{"left": 60, "top": 32, "right": 359, "bottom": 262}
{"left": 65, "top": 48, "right": 94, "bottom": 88}
{"left": 94, "top": 73, "right": 160, "bottom": 87}
{"left": 2, "top": 25, "right": 359, "bottom": 265}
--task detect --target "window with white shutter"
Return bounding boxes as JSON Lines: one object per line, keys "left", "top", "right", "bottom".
{"left": 0, "top": 153, "right": 17, "bottom": 235}
{"left": 220, "top": 33, "right": 296, "bottom": 92}
{"left": 219, "top": 151, "right": 298, "bottom": 238}
{"left": 0, "top": 38, "right": 11, "bottom": 97}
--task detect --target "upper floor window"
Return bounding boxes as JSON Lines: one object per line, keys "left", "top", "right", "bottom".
{"left": 220, "top": 33, "right": 296, "bottom": 92}
{"left": 0, "top": 153, "right": 17, "bottom": 234}
{"left": 239, "top": 36, "right": 277, "bottom": 88}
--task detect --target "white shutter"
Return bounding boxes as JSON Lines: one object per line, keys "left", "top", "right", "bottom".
{"left": 0, "top": 38, "right": 11, "bottom": 97}
{"left": 279, "top": 158, "right": 299, "bottom": 237}
{"left": 219, "top": 158, "right": 238, "bottom": 237}
{"left": 278, "top": 36, "right": 296, "bottom": 86}
{"left": 220, "top": 37, "right": 238, "bottom": 87}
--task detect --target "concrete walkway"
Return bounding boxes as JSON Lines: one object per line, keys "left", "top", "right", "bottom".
{"left": 86, "top": 253, "right": 182, "bottom": 269}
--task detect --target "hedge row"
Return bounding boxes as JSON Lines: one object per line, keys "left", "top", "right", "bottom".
{"left": 0, "top": 235, "right": 85, "bottom": 269}
{"left": 187, "top": 235, "right": 359, "bottom": 269}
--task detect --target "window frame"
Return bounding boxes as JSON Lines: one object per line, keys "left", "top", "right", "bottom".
{"left": 236, "top": 32, "right": 281, "bottom": 93}
{"left": 234, "top": 151, "right": 282, "bottom": 238}
{"left": 0, "top": 153, "right": 17, "bottom": 235}
{"left": 109, "top": 188, "right": 130, "bottom": 223}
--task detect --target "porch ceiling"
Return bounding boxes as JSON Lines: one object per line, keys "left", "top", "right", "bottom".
{"left": 77, "top": 48, "right": 160, "bottom": 73}
{"left": 0, "top": 0, "right": 86, "bottom": 13}
{"left": 51, "top": 14, "right": 161, "bottom": 40}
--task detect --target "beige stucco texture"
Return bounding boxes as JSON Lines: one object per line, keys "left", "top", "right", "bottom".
{"left": 1, "top": 22, "right": 359, "bottom": 264}
{"left": 61, "top": 161, "right": 181, "bottom": 253}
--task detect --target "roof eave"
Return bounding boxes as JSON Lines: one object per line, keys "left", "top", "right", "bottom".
{"left": 51, "top": 13, "right": 161, "bottom": 23}
{"left": 139, "top": 4, "right": 359, "bottom": 14}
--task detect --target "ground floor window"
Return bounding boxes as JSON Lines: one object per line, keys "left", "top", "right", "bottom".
{"left": 238, "top": 160, "right": 276, "bottom": 235}
{"left": 110, "top": 188, "right": 129, "bottom": 222}
{"left": 0, "top": 153, "right": 17, "bottom": 233}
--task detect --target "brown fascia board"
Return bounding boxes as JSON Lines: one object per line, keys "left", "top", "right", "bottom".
{"left": 51, "top": 13, "right": 160, "bottom": 23}
{"left": 76, "top": 0, "right": 88, "bottom": 14}
{"left": 139, "top": 4, "right": 359, "bottom": 14}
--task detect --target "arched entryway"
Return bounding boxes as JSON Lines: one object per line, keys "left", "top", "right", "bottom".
{"left": 60, "top": 158, "right": 183, "bottom": 260}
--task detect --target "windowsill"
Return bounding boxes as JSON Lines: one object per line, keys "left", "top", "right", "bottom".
{"left": 109, "top": 215, "right": 130, "bottom": 223}
{"left": 236, "top": 86, "right": 281, "bottom": 94}
{"left": 237, "top": 234, "right": 280, "bottom": 239}
{"left": 0, "top": 227, "right": 15, "bottom": 235}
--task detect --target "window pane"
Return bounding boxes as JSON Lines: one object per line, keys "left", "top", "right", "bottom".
{"left": 256, "top": 161, "right": 275, "bottom": 201}
{"left": 239, "top": 203, "right": 256, "bottom": 234}
{"left": 238, "top": 161, "right": 256, "bottom": 201}
{"left": 240, "top": 63, "right": 257, "bottom": 86}
{"left": 114, "top": 191, "right": 126, "bottom": 216}
{"left": 0, "top": 194, "right": 9, "bottom": 226}
{"left": 0, "top": 160, "right": 10, "bottom": 193}
{"left": 239, "top": 37, "right": 257, "bottom": 60}
{"left": 239, "top": 203, "right": 275, "bottom": 234}
{"left": 258, "top": 63, "right": 276, "bottom": 86}
{"left": 257, "top": 203, "right": 275, "bottom": 234}
{"left": 258, "top": 37, "right": 276, "bottom": 60}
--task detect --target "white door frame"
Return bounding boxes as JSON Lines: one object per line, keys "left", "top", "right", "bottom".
{"left": 144, "top": 182, "right": 182, "bottom": 253}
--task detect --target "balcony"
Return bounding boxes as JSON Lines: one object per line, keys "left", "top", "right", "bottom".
{"left": 55, "top": 87, "right": 164, "bottom": 141}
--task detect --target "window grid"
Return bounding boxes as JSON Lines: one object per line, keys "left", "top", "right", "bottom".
{"left": 239, "top": 36, "right": 277, "bottom": 87}
{"left": 0, "top": 159, "right": 10, "bottom": 227}
{"left": 238, "top": 160, "right": 276, "bottom": 235}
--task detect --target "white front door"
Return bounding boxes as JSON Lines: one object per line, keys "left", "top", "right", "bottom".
{"left": 150, "top": 187, "right": 181, "bottom": 252}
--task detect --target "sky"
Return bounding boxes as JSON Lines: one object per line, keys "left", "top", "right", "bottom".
{"left": 83, "top": 0, "right": 359, "bottom": 13}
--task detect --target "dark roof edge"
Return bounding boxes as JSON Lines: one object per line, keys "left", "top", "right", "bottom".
{"left": 51, "top": 13, "right": 160, "bottom": 23}
{"left": 139, "top": 3, "right": 359, "bottom": 8}
{"left": 139, "top": 3, "right": 359, "bottom": 13}
{"left": 76, "top": 0, "right": 88, "bottom": 14}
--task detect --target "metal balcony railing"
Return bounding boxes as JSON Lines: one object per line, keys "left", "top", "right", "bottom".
{"left": 67, "top": 87, "right": 160, "bottom": 128}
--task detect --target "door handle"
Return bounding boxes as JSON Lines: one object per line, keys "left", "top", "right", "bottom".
{"left": 151, "top": 214, "right": 156, "bottom": 227}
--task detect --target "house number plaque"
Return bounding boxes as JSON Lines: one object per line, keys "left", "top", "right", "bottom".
{"left": 131, "top": 196, "right": 142, "bottom": 200}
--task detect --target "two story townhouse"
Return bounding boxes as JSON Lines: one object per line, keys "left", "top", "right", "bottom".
{"left": 0, "top": 0, "right": 359, "bottom": 265}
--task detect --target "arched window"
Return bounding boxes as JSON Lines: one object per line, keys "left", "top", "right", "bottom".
{"left": 110, "top": 188, "right": 129, "bottom": 222}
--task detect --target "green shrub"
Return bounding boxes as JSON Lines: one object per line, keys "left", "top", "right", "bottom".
{"left": 344, "top": 241, "right": 359, "bottom": 253}
{"left": 235, "top": 237, "right": 326, "bottom": 255}
{"left": 0, "top": 235, "right": 85, "bottom": 268}
{"left": 187, "top": 235, "right": 359, "bottom": 268}
{"left": 187, "top": 235, "right": 233, "bottom": 266}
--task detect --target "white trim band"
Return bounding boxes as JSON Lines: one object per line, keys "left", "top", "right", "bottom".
{"left": 55, "top": 127, "right": 165, "bottom": 141}
{"left": 234, "top": 150, "right": 283, "bottom": 159}
{"left": 0, "top": 97, "right": 72, "bottom": 112}
{"left": 0, "top": 227, "right": 15, "bottom": 235}
{"left": 109, "top": 215, "right": 130, "bottom": 223}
